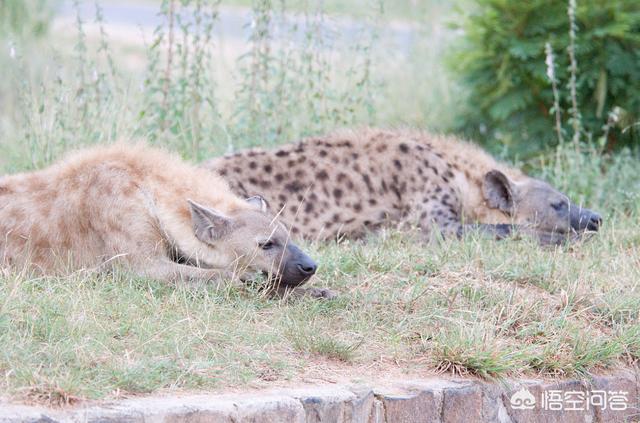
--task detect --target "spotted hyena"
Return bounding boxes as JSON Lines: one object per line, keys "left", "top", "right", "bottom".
{"left": 0, "top": 143, "right": 323, "bottom": 292}
{"left": 204, "top": 128, "right": 602, "bottom": 245}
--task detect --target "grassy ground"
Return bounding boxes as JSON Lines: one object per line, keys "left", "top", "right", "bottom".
{"left": 2, "top": 207, "right": 640, "bottom": 404}
{"left": 1, "top": 0, "right": 639, "bottom": 406}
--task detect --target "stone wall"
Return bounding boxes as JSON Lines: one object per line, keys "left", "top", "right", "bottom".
{"left": 1, "top": 371, "right": 638, "bottom": 422}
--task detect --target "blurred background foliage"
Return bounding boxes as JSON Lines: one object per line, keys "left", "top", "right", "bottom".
{"left": 0, "top": 0, "right": 638, "bottom": 165}
{"left": 451, "top": 0, "right": 640, "bottom": 156}
{"left": 0, "top": 0, "right": 53, "bottom": 38}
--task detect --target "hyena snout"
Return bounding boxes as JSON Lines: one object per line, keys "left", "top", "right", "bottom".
{"left": 296, "top": 259, "right": 318, "bottom": 277}
{"left": 279, "top": 244, "right": 318, "bottom": 287}
{"left": 573, "top": 208, "right": 602, "bottom": 232}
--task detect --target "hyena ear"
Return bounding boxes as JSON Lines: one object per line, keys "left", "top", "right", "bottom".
{"left": 483, "top": 170, "right": 515, "bottom": 214}
{"left": 187, "top": 200, "right": 232, "bottom": 243}
{"left": 245, "top": 195, "right": 269, "bottom": 213}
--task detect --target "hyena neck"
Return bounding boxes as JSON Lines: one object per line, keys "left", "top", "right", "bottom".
{"left": 438, "top": 150, "right": 522, "bottom": 225}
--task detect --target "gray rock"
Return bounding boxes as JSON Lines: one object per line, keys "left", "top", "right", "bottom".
{"left": 478, "top": 381, "right": 513, "bottom": 423}
{"left": 235, "top": 395, "right": 305, "bottom": 423}
{"left": 503, "top": 379, "right": 596, "bottom": 423}
{"left": 587, "top": 372, "right": 639, "bottom": 423}
{"left": 2, "top": 373, "right": 639, "bottom": 423}
{"left": 0, "top": 405, "right": 63, "bottom": 423}
{"left": 442, "top": 384, "right": 483, "bottom": 423}
{"left": 79, "top": 395, "right": 237, "bottom": 423}
{"left": 373, "top": 386, "right": 442, "bottom": 423}
{"left": 367, "top": 399, "right": 385, "bottom": 423}
{"left": 287, "top": 385, "right": 376, "bottom": 423}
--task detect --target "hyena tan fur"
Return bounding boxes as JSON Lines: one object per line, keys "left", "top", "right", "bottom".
{"left": 0, "top": 143, "right": 319, "bottom": 289}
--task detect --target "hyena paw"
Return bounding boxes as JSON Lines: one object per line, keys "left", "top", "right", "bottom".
{"left": 304, "top": 287, "right": 338, "bottom": 300}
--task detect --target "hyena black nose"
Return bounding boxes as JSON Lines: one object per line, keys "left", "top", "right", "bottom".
{"left": 297, "top": 261, "right": 317, "bottom": 276}
{"left": 587, "top": 213, "right": 602, "bottom": 231}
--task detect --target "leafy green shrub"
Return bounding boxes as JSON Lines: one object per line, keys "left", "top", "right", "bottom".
{"left": 451, "top": 0, "right": 640, "bottom": 155}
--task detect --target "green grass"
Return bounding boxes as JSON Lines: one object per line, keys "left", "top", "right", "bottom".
{"left": 1, "top": 0, "right": 639, "bottom": 406}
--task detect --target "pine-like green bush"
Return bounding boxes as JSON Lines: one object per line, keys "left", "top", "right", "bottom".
{"left": 451, "top": 0, "right": 640, "bottom": 155}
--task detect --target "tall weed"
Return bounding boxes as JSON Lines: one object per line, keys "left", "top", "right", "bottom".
{"left": 140, "top": 0, "right": 223, "bottom": 159}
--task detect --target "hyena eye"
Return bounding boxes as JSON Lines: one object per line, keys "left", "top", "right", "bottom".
{"left": 259, "top": 240, "right": 276, "bottom": 250}
{"left": 551, "top": 201, "right": 566, "bottom": 211}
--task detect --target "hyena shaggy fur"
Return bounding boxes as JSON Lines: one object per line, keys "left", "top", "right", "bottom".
{"left": 205, "top": 128, "right": 602, "bottom": 244}
{"left": 0, "top": 144, "right": 321, "bottom": 291}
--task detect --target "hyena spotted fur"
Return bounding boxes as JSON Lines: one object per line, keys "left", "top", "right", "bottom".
{"left": 205, "top": 128, "right": 602, "bottom": 244}
{"left": 0, "top": 144, "right": 324, "bottom": 293}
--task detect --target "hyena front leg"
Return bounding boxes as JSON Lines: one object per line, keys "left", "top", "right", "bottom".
{"left": 532, "top": 229, "right": 589, "bottom": 246}
{"left": 276, "top": 286, "right": 338, "bottom": 300}
{"left": 135, "top": 259, "right": 240, "bottom": 287}
{"left": 459, "top": 223, "right": 520, "bottom": 240}
{"left": 412, "top": 200, "right": 464, "bottom": 241}
{"left": 413, "top": 201, "right": 519, "bottom": 241}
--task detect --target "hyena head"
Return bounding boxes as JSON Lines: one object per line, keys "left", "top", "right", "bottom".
{"left": 483, "top": 170, "right": 602, "bottom": 243}
{"left": 188, "top": 196, "right": 317, "bottom": 287}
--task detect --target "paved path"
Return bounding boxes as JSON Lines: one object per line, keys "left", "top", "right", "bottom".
{"left": 55, "top": 0, "right": 434, "bottom": 56}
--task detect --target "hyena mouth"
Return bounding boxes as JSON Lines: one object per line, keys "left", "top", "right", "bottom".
{"left": 168, "top": 243, "right": 215, "bottom": 268}
{"left": 261, "top": 271, "right": 283, "bottom": 284}
{"left": 261, "top": 270, "right": 307, "bottom": 288}
{"left": 237, "top": 271, "right": 282, "bottom": 290}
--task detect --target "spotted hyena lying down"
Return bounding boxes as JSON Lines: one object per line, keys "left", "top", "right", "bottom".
{"left": 204, "top": 128, "right": 602, "bottom": 245}
{"left": 0, "top": 144, "right": 323, "bottom": 293}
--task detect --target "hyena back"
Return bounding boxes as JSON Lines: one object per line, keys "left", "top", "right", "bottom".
{"left": 205, "top": 128, "right": 602, "bottom": 245}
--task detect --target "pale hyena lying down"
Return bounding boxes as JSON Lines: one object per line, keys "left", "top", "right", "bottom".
{"left": 205, "top": 128, "right": 602, "bottom": 245}
{"left": 0, "top": 144, "right": 331, "bottom": 297}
